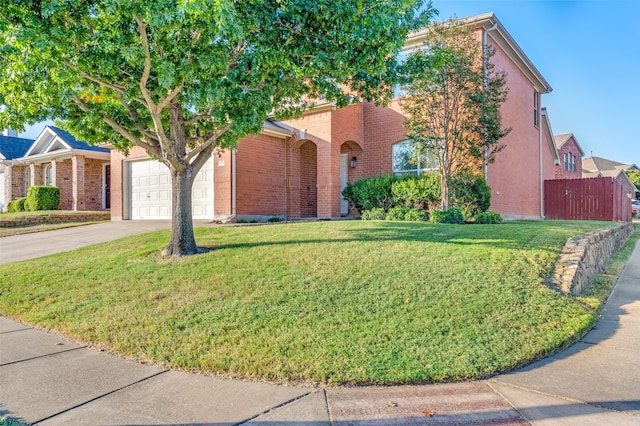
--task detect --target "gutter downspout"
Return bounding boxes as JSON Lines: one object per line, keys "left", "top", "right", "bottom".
{"left": 231, "top": 149, "right": 237, "bottom": 221}
{"left": 483, "top": 22, "right": 498, "bottom": 182}
{"left": 539, "top": 109, "right": 544, "bottom": 219}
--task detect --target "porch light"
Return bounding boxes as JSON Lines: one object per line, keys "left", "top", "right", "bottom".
{"left": 350, "top": 156, "right": 357, "bottom": 168}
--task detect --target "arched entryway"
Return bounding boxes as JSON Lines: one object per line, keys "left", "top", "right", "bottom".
{"left": 340, "top": 141, "right": 363, "bottom": 216}
{"left": 299, "top": 141, "right": 317, "bottom": 217}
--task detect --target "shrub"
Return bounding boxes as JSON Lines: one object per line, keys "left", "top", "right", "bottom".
{"left": 391, "top": 174, "right": 441, "bottom": 211}
{"left": 360, "top": 208, "right": 386, "bottom": 220}
{"left": 7, "top": 197, "right": 27, "bottom": 213}
{"left": 449, "top": 172, "right": 491, "bottom": 220}
{"left": 26, "top": 186, "right": 60, "bottom": 211}
{"left": 342, "top": 175, "right": 398, "bottom": 213}
{"left": 429, "top": 207, "right": 465, "bottom": 224}
{"left": 385, "top": 206, "right": 408, "bottom": 221}
{"left": 267, "top": 216, "right": 283, "bottom": 222}
{"left": 475, "top": 211, "right": 503, "bottom": 224}
{"left": 404, "top": 208, "right": 427, "bottom": 222}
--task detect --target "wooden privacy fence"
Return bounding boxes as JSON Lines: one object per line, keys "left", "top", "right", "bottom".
{"left": 544, "top": 177, "right": 631, "bottom": 222}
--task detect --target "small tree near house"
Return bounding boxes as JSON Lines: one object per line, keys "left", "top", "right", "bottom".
{"left": 0, "top": 0, "right": 434, "bottom": 256}
{"left": 626, "top": 170, "right": 640, "bottom": 198}
{"left": 399, "top": 18, "right": 510, "bottom": 210}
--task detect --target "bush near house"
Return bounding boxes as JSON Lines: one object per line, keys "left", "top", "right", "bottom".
{"left": 25, "top": 186, "right": 60, "bottom": 211}
{"left": 391, "top": 173, "right": 441, "bottom": 211}
{"left": 7, "top": 198, "right": 27, "bottom": 213}
{"left": 342, "top": 175, "right": 399, "bottom": 213}
{"left": 475, "top": 211, "right": 503, "bottom": 224}
{"left": 429, "top": 207, "right": 465, "bottom": 224}
{"left": 346, "top": 173, "right": 491, "bottom": 223}
{"left": 449, "top": 172, "right": 491, "bottom": 220}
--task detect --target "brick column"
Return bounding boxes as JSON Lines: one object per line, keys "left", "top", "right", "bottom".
{"left": 72, "top": 155, "right": 85, "bottom": 211}
{"left": 3, "top": 165, "right": 11, "bottom": 209}
{"left": 29, "top": 163, "right": 42, "bottom": 189}
{"left": 316, "top": 139, "right": 342, "bottom": 218}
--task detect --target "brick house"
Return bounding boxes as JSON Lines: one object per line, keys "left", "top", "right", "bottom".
{"left": 0, "top": 126, "right": 110, "bottom": 211}
{"left": 554, "top": 134, "right": 584, "bottom": 179}
{"left": 110, "top": 13, "right": 560, "bottom": 221}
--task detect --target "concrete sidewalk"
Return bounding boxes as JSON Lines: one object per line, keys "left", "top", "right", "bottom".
{"left": 0, "top": 226, "right": 639, "bottom": 424}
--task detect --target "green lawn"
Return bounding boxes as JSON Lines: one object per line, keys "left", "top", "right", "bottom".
{"left": 0, "top": 220, "right": 634, "bottom": 385}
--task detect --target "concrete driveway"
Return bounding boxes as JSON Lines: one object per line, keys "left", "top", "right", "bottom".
{"left": 0, "top": 220, "right": 172, "bottom": 264}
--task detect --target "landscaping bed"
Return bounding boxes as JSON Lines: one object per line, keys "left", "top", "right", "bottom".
{"left": 0, "top": 220, "right": 634, "bottom": 385}
{"left": 0, "top": 210, "right": 110, "bottom": 227}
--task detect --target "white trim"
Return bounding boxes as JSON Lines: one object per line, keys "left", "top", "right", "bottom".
{"left": 340, "top": 154, "right": 348, "bottom": 215}
{"left": 102, "top": 163, "right": 111, "bottom": 210}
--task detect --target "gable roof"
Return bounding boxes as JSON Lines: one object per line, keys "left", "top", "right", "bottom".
{"left": 554, "top": 134, "right": 585, "bottom": 156}
{"left": 25, "top": 126, "right": 109, "bottom": 158}
{"left": 582, "top": 156, "right": 638, "bottom": 173}
{"left": 0, "top": 135, "right": 35, "bottom": 160}
{"left": 48, "top": 126, "right": 110, "bottom": 153}
{"left": 540, "top": 108, "right": 559, "bottom": 165}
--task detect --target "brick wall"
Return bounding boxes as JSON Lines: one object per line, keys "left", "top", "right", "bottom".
{"left": 84, "top": 158, "right": 107, "bottom": 210}
{"left": 483, "top": 36, "right": 543, "bottom": 219}
{"left": 235, "top": 134, "right": 288, "bottom": 217}
{"left": 213, "top": 149, "right": 232, "bottom": 217}
{"left": 298, "top": 141, "right": 318, "bottom": 217}
{"left": 56, "top": 159, "right": 73, "bottom": 210}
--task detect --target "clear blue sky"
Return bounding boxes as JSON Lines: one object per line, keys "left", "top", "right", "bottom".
{"left": 432, "top": 0, "right": 640, "bottom": 166}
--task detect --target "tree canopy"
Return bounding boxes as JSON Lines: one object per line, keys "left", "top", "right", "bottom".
{"left": 0, "top": 0, "right": 433, "bottom": 255}
{"left": 399, "top": 18, "right": 509, "bottom": 210}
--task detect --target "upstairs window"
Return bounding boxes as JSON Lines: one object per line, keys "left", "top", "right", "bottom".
{"left": 533, "top": 89, "right": 539, "bottom": 127}
{"left": 392, "top": 140, "right": 438, "bottom": 176}
{"left": 563, "top": 152, "right": 576, "bottom": 172}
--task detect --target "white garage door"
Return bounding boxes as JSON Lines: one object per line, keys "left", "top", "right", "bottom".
{"left": 129, "top": 158, "right": 213, "bottom": 220}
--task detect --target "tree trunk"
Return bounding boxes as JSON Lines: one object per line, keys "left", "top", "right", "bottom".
{"left": 441, "top": 171, "right": 450, "bottom": 210}
{"left": 162, "top": 166, "right": 200, "bottom": 256}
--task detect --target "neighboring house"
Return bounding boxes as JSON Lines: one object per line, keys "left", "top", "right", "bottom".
{"left": 554, "top": 134, "right": 584, "bottom": 179}
{"left": 0, "top": 126, "right": 110, "bottom": 211}
{"left": 0, "top": 133, "right": 34, "bottom": 211}
{"left": 110, "top": 13, "right": 557, "bottom": 221}
{"left": 582, "top": 156, "right": 639, "bottom": 177}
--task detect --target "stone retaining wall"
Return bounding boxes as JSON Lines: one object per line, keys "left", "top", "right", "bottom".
{"left": 0, "top": 212, "right": 110, "bottom": 228}
{"left": 552, "top": 222, "right": 635, "bottom": 295}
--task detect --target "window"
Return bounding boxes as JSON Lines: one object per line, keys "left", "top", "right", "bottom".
{"left": 533, "top": 89, "right": 539, "bottom": 127}
{"left": 392, "top": 140, "right": 438, "bottom": 176}
{"left": 44, "top": 164, "right": 53, "bottom": 185}
{"left": 563, "top": 152, "right": 576, "bottom": 172}
{"left": 392, "top": 50, "right": 411, "bottom": 99}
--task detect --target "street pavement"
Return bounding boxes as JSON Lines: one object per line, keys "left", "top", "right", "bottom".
{"left": 0, "top": 221, "right": 639, "bottom": 425}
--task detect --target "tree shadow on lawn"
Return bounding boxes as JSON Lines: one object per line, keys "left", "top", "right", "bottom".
{"left": 201, "top": 221, "right": 575, "bottom": 253}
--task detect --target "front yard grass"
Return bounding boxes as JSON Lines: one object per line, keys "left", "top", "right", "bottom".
{"left": 0, "top": 220, "right": 633, "bottom": 385}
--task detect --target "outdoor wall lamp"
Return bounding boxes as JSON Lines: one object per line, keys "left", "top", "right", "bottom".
{"left": 350, "top": 156, "right": 357, "bottom": 168}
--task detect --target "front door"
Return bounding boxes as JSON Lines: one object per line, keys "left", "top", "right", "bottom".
{"left": 340, "top": 154, "right": 348, "bottom": 215}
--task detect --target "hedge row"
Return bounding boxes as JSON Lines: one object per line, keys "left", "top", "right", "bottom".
{"left": 7, "top": 186, "right": 60, "bottom": 212}
{"left": 342, "top": 172, "right": 496, "bottom": 223}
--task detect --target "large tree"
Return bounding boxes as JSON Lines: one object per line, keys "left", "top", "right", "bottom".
{"left": 400, "top": 18, "right": 509, "bottom": 210}
{"left": 0, "top": 0, "right": 433, "bottom": 255}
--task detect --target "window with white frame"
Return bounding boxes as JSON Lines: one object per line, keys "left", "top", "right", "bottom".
{"left": 392, "top": 140, "right": 438, "bottom": 176}
{"left": 533, "top": 89, "right": 539, "bottom": 127}
{"left": 44, "top": 164, "right": 53, "bottom": 185}
{"left": 563, "top": 152, "right": 576, "bottom": 172}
